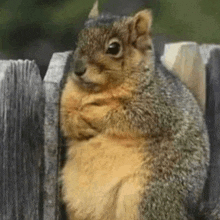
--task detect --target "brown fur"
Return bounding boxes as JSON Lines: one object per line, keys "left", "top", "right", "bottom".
{"left": 62, "top": 136, "right": 152, "bottom": 220}
{"left": 60, "top": 6, "right": 209, "bottom": 220}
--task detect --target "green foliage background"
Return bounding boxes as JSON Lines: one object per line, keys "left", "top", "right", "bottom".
{"left": 0, "top": 0, "right": 220, "bottom": 58}
{"left": 153, "top": 0, "right": 220, "bottom": 43}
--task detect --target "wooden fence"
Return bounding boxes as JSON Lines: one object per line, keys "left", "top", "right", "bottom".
{"left": 1, "top": 42, "right": 220, "bottom": 219}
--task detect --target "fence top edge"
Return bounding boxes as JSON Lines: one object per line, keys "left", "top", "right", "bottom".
{"left": 163, "top": 41, "right": 198, "bottom": 47}
{"left": 0, "top": 61, "right": 11, "bottom": 82}
{"left": 43, "top": 51, "right": 73, "bottom": 84}
{"left": 199, "top": 44, "right": 220, "bottom": 64}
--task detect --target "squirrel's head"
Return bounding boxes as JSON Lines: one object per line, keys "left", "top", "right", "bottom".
{"left": 71, "top": 1, "right": 153, "bottom": 92}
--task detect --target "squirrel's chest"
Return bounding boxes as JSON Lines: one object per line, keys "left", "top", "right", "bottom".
{"left": 62, "top": 136, "right": 151, "bottom": 220}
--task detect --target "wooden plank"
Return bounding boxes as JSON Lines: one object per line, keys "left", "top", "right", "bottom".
{"left": 0, "top": 60, "right": 44, "bottom": 220}
{"left": 161, "top": 42, "right": 206, "bottom": 112}
{"left": 200, "top": 44, "right": 220, "bottom": 65}
{"left": 202, "top": 47, "right": 220, "bottom": 207}
{"left": 43, "top": 51, "right": 73, "bottom": 220}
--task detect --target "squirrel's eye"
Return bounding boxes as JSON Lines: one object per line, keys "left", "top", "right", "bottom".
{"left": 106, "top": 42, "right": 121, "bottom": 55}
{"left": 106, "top": 38, "right": 123, "bottom": 58}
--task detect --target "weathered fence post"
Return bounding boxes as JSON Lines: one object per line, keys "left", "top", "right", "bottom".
{"left": 43, "top": 51, "right": 72, "bottom": 220}
{"left": 0, "top": 60, "right": 44, "bottom": 220}
{"left": 161, "top": 42, "right": 206, "bottom": 112}
{"left": 200, "top": 44, "right": 220, "bottom": 65}
{"left": 201, "top": 46, "right": 220, "bottom": 209}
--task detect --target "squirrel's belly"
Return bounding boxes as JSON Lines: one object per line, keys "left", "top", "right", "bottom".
{"left": 62, "top": 135, "right": 151, "bottom": 220}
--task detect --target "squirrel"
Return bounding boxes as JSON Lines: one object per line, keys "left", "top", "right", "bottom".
{"left": 60, "top": 1, "right": 211, "bottom": 219}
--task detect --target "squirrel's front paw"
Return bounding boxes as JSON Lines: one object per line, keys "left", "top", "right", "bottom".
{"left": 61, "top": 112, "right": 99, "bottom": 140}
{"left": 75, "top": 116, "right": 100, "bottom": 139}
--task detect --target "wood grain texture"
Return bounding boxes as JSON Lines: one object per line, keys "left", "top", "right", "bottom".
{"left": 0, "top": 60, "right": 44, "bottom": 220}
{"left": 200, "top": 44, "right": 220, "bottom": 65}
{"left": 161, "top": 42, "right": 206, "bottom": 112}
{"left": 203, "top": 48, "right": 220, "bottom": 207}
{"left": 43, "top": 51, "right": 72, "bottom": 220}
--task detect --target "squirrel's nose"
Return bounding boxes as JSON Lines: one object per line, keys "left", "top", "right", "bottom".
{"left": 74, "top": 58, "right": 87, "bottom": 76}
{"left": 75, "top": 68, "right": 86, "bottom": 77}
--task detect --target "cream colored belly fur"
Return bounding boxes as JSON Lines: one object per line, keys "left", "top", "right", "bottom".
{"left": 62, "top": 135, "right": 151, "bottom": 220}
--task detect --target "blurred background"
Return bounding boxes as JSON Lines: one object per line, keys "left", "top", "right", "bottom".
{"left": 0, "top": 0, "right": 220, "bottom": 78}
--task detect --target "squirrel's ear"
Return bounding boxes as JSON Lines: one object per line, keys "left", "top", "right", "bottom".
{"left": 130, "top": 9, "right": 153, "bottom": 51}
{"left": 133, "top": 10, "right": 152, "bottom": 35}
{"left": 88, "top": 0, "right": 99, "bottom": 19}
